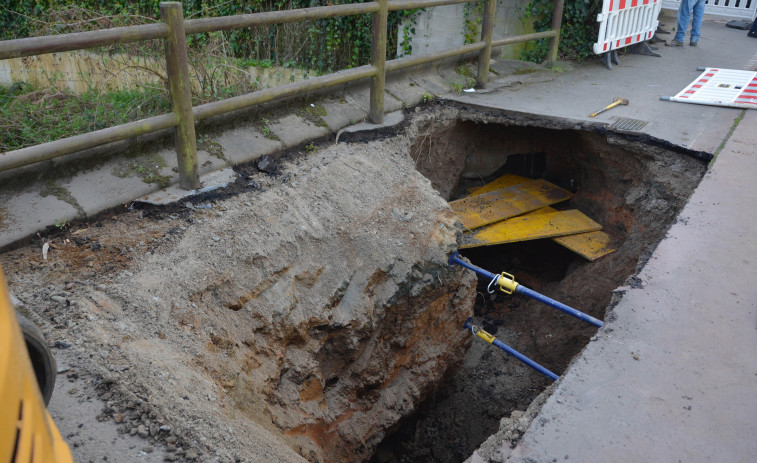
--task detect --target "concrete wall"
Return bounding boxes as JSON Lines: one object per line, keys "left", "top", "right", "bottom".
{"left": 397, "top": 0, "right": 535, "bottom": 61}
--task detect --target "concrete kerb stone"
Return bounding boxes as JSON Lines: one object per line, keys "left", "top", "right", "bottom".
{"left": 270, "top": 113, "right": 331, "bottom": 150}
{"left": 63, "top": 165, "right": 160, "bottom": 217}
{"left": 320, "top": 97, "right": 369, "bottom": 131}
{"left": 214, "top": 125, "right": 284, "bottom": 166}
{"left": 340, "top": 82, "right": 404, "bottom": 115}
{"left": 385, "top": 74, "right": 430, "bottom": 108}
{"left": 0, "top": 188, "right": 80, "bottom": 247}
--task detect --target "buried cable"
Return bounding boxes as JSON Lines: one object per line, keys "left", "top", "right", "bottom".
{"left": 463, "top": 318, "right": 559, "bottom": 381}
{"left": 449, "top": 252, "right": 604, "bottom": 327}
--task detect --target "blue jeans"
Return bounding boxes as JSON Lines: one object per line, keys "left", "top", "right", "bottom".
{"left": 675, "top": 0, "right": 707, "bottom": 43}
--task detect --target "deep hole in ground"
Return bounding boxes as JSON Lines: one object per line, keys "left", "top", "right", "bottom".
{"left": 0, "top": 105, "right": 708, "bottom": 463}
{"left": 371, "top": 115, "right": 708, "bottom": 463}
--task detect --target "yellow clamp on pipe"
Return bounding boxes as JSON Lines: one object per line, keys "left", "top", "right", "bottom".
{"left": 475, "top": 328, "right": 496, "bottom": 344}
{"left": 496, "top": 272, "right": 518, "bottom": 294}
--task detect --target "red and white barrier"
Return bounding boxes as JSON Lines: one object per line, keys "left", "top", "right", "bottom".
{"left": 663, "top": 68, "right": 757, "bottom": 109}
{"left": 593, "top": 0, "right": 662, "bottom": 54}
{"left": 662, "top": 0, "right": 757, "bottom": 21}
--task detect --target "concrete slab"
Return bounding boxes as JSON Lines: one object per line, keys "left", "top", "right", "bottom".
{"left": 411, "top": 72, "right": 455, "bottom": 97}
{"left": 386, "top": 73, "right": 433, "bottom": 107}
{"left": 319, "top": 96, "right": 369, "bottom": 132}
{"left": 507, "top": 109, "right": 757, "bottom": 463}
{"left": 136, "top": 168, "right": 238, "bottom": 205}
{"left": 341, "top": 83, "right": 404, "bottom": 115}
{"left": 64, "top": 166, "right": 159, "bottom": 216}
{"left": 0, "top": 187, "right": 80, "bottom": 246}
{"left": 214, "top": 124, "right": 283, "bottom": 165}
{"left": 269, "top": 113, "right": 330, "bottom": 149}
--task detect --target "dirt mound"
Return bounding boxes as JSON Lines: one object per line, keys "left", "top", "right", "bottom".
{"left": 3, "top": 134, "right": 476, "bottom": 462}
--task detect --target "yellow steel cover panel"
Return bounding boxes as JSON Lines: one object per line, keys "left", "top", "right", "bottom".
{"left": 460, "top": 210, "right": 602, "bottom": 248}
{"left": 553, "top": 230, "right": 616, "bottom": 261}
{"left": 467, "top": 173, "right": 531, "bottom": 196}
{"left": 450, "top": 179, "right": 573, "bottom": 230}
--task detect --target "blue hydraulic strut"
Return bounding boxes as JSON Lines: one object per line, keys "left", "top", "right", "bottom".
{"left": 449, "top": 252, "right": 603, "bottom": 327}
{"left": 463, "top": 318, "right": 559, "bottom": 381}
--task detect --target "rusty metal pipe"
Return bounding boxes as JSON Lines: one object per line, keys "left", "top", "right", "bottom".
{"left": 0, "top": 114, "right": 178, "bottom": 173}
{"left": 0, "top": 24, "right": 169, "bottom": 60}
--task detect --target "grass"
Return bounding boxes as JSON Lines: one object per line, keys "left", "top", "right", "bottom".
{"left": 0, "top": 82, "right": 170, "bottom": 153}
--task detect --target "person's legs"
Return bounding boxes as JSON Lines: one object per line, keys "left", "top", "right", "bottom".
{"left": 674, "top": 0, "right": 692, "bottom": 42}
{"left": 689, "top": 0, "right": 706, "bottom": 43}
{"left": 749, "top": 19, "right": 757, "bottom": 37}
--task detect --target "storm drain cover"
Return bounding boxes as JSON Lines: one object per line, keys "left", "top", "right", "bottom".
{"left": 610, "top": 117, "right": 648, "bottom": 132}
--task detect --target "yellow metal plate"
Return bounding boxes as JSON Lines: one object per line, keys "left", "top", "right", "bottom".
{"left": 553, "top": 230, "right": 616, "bottom": 261}
{"left": 470, "top": 181, "right": 615, "bottom": 260}
{"left": 450, "top": 179, "right": 573, "bottom": 230}
{"left": 460, "top": 210, "right": 602, "bottom": 248}
{"left": 467, "top": 173, "right": 531, "bottom": 195}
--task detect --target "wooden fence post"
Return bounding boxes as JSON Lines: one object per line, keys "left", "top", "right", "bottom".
{"left": 370, "top": 0, "right": 388, "bottom": 124}
{"left": 476, "top": 0, "right": 496, "bottom": 88}
{"left": 161, "top": 2, "right": 200, "bottom": 190}
{"left": 547, "top": 0, "right": 565, "bottom": 66}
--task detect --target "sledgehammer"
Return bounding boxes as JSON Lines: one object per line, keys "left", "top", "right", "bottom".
{"left": 589, "top": 97, "right": 629, "bottom": 117}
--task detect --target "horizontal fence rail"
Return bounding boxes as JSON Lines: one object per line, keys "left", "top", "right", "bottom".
{"left": 0, "top": 0, "right": 565, "bottom": 188}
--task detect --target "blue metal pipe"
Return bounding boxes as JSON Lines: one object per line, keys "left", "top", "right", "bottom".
{"left": 515, "top": 285, "right": 603, "bottom": 327}
{"left": 463, "top": 318, "right": 559, "bottom": 381}
{"left": 449, "top": 252, "right": 603, "bottom": 327}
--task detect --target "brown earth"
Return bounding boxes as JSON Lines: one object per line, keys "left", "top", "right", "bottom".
{"left": 1, "top": 103, "right": 708, "bottom": 463}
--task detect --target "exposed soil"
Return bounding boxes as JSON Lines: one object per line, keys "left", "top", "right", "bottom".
{"left": 371, "top": 106, "right": 708, "bottom": 462}
{"left": 1, "top": 102, "right": 708, "bottom": 463}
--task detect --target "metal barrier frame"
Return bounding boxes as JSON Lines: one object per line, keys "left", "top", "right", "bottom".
{"left": 0, "top": 0, "right": 566, "bottom": 189}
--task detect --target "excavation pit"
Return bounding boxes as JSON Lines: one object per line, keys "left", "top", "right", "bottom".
{"left": 371, "top": 108, "right": 710, "bottom": 463}
{"left": 0, "top": 104, "right": 709, "bottom": 463}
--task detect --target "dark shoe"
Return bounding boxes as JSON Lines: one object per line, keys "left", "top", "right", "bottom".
{"left": 690, "top": 40, "right": 698, "bottom": 46}
{"left": 665, "top": 40, "right": 684, "bottom": 47}
{"left": 749, "top": 31, "right": 757, "bottom": 38}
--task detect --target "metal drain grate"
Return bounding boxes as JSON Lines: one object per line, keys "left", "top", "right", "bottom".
{"left": 610, "top": 117, "right": 648, "bottom": 132}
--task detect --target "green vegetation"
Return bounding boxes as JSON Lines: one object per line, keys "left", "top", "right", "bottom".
{"left": 422, "top": 92, "right": 434, "bottom": 103}
{"left": 1, "top": 2, "right": 421, "bottom": 74}
{"left": 112, "top": 153, "right": 170, "bottom": 187}
{"left": 520, "top": 0, "right": 601, "bottom": 63}
{"left": 297, "top": 104, "right": 328, "bottom": 127}
{"left": 0, "top": 83, "right": 169, "bottom": 153}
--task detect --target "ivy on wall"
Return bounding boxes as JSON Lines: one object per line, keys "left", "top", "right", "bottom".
{"left": 519, "top": 0, "right": 601, "bottom": 62}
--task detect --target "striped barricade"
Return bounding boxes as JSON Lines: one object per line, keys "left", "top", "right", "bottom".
{"left": 662, "top": 0, "right": 757, "bottom": 21}
{"left": 662, "top": 68, "right": 757, "bottom": 109}
{"left": 593, "top": 0, "right": 663, "bottom": 69}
